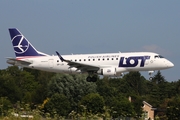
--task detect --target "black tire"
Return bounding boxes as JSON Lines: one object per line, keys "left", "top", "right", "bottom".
{"left": 91, "top": 76, "right": 97, "bottom": 82}
{"left": 86, "top": 76, "right": 92, "bottom": 82}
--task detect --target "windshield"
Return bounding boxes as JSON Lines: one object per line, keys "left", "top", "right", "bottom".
{"left": 154, "top": 55, "right": 164, "bottom": 59}
{"left": 159, "top": 55, "right": 164, "bottom": 58}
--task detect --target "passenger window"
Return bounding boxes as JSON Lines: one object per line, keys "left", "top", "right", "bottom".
{"left": 116, "top": 58, "right": 118, "bottom": 60}
{"left": 112, "top": 58, "right": 114, "bottom": 60}
{"left": 84, "top": 59, "right": 86, "bottom": 61}
{"left": 93, "top": 59, "right": 95, "bottom": 61}
{"left": 88, "top": 59, "right": 90, "bottom": 61}
{"left": 75, "top": 59, "right": 77, "bottom": 61}
{"left": 57, "top": 60, "right": 59, "bottom": 62}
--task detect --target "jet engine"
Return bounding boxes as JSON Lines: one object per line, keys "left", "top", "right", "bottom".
{"left": 97, "top": 67, "right": 116, "bottom": 76}
{"left": 68, "top": 67, "right": 81, "bottom": 73}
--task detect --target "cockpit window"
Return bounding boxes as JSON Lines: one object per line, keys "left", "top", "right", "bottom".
{"left": 159, "top": 55, "right": 164, "bottom": 58}
{"left": 154, "top": 55, "right": 164, "bottom": 59}
{"left": 154, "top": 55, "right": 159, "bottom": 58}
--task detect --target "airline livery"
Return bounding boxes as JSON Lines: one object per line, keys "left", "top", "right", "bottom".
{"left": 7, "top": 28, "right": 174, "bottom": 82}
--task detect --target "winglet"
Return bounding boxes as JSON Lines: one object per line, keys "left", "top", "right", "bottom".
{"left": 56, "top": 51, "right": 65, "bottom": 62}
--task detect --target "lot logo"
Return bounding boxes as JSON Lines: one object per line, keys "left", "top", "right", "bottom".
{"left": 12, "top": 35, "right": 29, "bottom": 54}
{"left": 119, "top": 56, "right": 150, "bottom": 67}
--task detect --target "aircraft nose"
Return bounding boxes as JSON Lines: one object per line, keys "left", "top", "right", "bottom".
{"left": 167, "top": 61, "right": 174, "bottom": 68}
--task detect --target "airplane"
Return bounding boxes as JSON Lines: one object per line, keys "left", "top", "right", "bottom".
{"left": 6, "top": 28, "right": 174, "bottom": 82}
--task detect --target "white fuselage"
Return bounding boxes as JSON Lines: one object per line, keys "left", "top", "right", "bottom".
{"left": 11, "top": 52, "right": 174, "bottom": 76}
{"left": 7, "top": 28, "right": 174, "bottom": 81}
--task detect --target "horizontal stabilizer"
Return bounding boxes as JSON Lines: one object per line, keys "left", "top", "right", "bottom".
{"left": 6, "top": 57, "right": 32, "bottom": 66}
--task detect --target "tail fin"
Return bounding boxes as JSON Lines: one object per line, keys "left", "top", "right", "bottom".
{"left": 9, "top": 28, "right": 48, "bottom": 57}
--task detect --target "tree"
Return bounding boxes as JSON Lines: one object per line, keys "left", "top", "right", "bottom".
{"left": 166, "top": 96, "right": 180, "bottom": 120}
{"left": 148, "top": 71, "right": 173, "bottom": 107}
{"left": 175, "top": 80, "right": 180, "bottom": 95}
{"left": 130, "top": 95, "right": 143, "bottom": 117}
{"left": 96, "top": 78, "right": 118, "bottom": 106}
{"left": 152, "top": 71, "right": 165, "bottom": 84}
{"left": 0, "top": 97, "right": 12, "bottom": 116}
{"left": 47, "top": 73, "right": 97, "bottom": 111}
{"left": 110, "top": 94, "right": 135, "bottom": 118}
{"left": 0, "top": 67, "right": 22, "bottom": 103}
{"left": 44, "top": 93, "right": 71, "bottom": 117}
{"left": 28, "top": 69, "right": 55, "bottom": 104}
{"left": 79, "top": 93, "right": 105, "bottom": 114}
{"left": 123, "top": 72, "right": 144, "bottom": 95}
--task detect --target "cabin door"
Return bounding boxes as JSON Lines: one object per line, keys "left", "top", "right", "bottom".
{"left": 48, "top": 59, "right": 54, "bottom": 68}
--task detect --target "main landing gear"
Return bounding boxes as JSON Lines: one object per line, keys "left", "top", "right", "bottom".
{"left": 86, "top": 72, "right": 98, "bottom": 82}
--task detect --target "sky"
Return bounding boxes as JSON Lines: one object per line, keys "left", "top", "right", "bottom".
{"left": 0, "top": 1, "right": 179, "bottom": 81}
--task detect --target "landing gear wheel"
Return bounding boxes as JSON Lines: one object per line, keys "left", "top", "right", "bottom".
{"left": 86, "top": 75, "right": 98, "bottom": 82}
{"left": 86, "top": 76, "right": 92, "bottom": 82}
{"left": 91, "top": 76, "right": 97, "bottom": 82}
{"left": 149, "top": 77, "right": 153, "bottom": 80}
{"left": 86, "top": 71, "right": 98, "bottom": 82}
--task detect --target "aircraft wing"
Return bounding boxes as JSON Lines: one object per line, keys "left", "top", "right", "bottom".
{"left": 67, "top": 61, "right": 99, "bottom": 71}
{"left": 56, "top": 51, "right": 100, "bottom": 72}
{"left": 6, "top": 57, "right": 32, "bottom": 66}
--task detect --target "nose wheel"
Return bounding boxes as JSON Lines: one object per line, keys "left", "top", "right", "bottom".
{"left": 149, "top": 77, "right": 153, "bottom": 80}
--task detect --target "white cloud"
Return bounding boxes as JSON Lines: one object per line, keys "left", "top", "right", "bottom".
{"left": 142, "top": 44, "right": 170, "bottom": 56}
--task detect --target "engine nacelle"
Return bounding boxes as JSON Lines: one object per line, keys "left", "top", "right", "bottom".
{"left": 68, "top": 67, "right": 81, "bottom": 73}
{"left": 98, "top": 67, "right": 116, "bottom": 76}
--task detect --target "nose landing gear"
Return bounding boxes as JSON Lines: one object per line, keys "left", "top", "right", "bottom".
{"left": 148, "top": 71, "right": 154, "bottom": 80}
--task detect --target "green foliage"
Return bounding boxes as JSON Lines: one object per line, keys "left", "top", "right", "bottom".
{"left": 47, "top": 73, "right": 97, "bottom": 109}
{"left": 44, "top": 93, "right": 71, "bottom": 117}
{"left": 30, "top": 70, "right": 54, "bottom": 104}
{"left": 1, "top": 66, "right": 180, "bottom": 119}
{"left": 123, "top": 71, "right": 144, "bottom": 95}
{"left": 96, "top": 72, "right": 144, "bottom": 117}
{"left": 130, "top": 95, "right": 143, "bottom": 117}
{"left": 110, "top": 94, "right": 135, "bottom": 118}
{"left": 0, "top": 67, "right": 22, "bottom": 103}
{"left": 151, "top": 70, "right": 166, "bottom": 84}
{"left": 0, "top": 97, "right": 12, "bottom": 116}
{"left": 96, "top": 78, "right": 118, "bottom": 106}
{"left": 79, "top": 93, "right": 105, "bottom": 114}
{"left": 166, "top": 96, "right": 180, "bottom": 120}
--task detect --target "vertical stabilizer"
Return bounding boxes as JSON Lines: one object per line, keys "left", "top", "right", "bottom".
{"left": 9, "top": 28, "right": 48, "bottom": 57}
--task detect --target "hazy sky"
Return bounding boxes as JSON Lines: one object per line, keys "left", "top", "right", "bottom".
{"left": 0, "top": 1, "right": 179, "bottom": 81}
